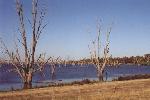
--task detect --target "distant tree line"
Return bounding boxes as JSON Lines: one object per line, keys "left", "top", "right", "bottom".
{"left": 70, "top": 54, "right": 150, "bottom": 66}
{"left": 108, "top": 55, "right": 150, "bottom": 66}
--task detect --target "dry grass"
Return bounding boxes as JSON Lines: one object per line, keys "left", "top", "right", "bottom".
{"left": 0, "top": 79, "right": 150, "bottom": 100}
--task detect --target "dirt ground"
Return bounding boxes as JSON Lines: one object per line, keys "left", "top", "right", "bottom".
{"left": 0, "top": 79, "right": 150, "bottom": 100}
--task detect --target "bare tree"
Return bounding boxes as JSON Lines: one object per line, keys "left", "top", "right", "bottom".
{"left": 88, "top": 21, "right": 111, "bottom": 81}
{"left": 0, "top": 0, "right": 48, "bottom": 88}
{"left": 48, "top": 56, "right": 62, "bottom": 80}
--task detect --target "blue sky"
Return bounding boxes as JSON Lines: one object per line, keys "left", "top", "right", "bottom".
{"left": 0, "top": 0, "right": 150, "bottom": 59}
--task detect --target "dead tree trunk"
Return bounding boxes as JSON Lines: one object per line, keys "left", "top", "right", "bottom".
{"left": 49, "top": 57, "right": 60, "bottom": 80}
{"left": 23, "top": 71, "right": 32, "bottom": 89}
{"left": 88, "top": 21, "right": 111, "bottom": 82}
{"left": 98, "top": 69, "right": 104, "bottom": 81}
{"left": 51, "top": 64, "right": 56, "bottom": 80}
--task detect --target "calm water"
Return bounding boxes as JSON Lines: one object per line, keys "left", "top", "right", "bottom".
{"left": 0, "top": 64, "right": 150, "bottom": 91}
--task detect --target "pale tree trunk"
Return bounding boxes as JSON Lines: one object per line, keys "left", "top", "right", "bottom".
{"left": 97, "top": 64, "right": 104, "bottom": 81}
{"left": 49, "top": 57, "right": 60, "bottom": 80}
{"left": 51, "top": 64, "right": 56, "bottom": 80}
{"left": 98, "top": 69, "right": 104, "bottom": 81}
{"left": 22, "top": 71, "right": 32, "bottom": 89}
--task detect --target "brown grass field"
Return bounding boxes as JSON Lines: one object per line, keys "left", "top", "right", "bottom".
{"left": 0, "top": 79, "right": 150, "bottom": 100}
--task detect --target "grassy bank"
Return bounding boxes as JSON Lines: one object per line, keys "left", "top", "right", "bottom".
{"left": 0, "top": 79, "right": 150, "bottom": 100}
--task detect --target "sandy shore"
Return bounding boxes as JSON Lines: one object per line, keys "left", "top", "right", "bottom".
{"left": 0, "top": 79, "right": 150, "bottom": 100}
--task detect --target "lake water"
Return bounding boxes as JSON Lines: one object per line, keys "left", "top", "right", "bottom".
{"left": 0, "top": 64, "right": 150, "bottom": 91}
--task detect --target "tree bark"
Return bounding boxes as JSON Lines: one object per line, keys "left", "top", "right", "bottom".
{"left": 23, "top": 72, "right": 32, "bottom": 89}
{"left": 98, "top": 69, "right": 104, "bottom": 81}
{"left": 51, "top": 65, "right": 56, "bottom": 80}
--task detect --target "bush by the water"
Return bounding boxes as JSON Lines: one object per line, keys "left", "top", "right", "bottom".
{"left": 114, "top": 74, "right": 150, "bottom": 81}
